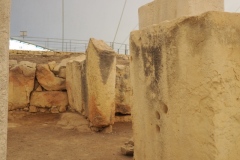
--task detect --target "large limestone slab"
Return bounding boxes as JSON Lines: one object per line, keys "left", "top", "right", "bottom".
{"left": 8, "top": 62, "right": 36, "bottom": 110}
{"left": 130, "top": 12, "right": 240, "bottom": 160}
{"left": 30, "top": 91, "right": 68, "bottom": 112}
{"left": 0, "top": 0, "right": 11, "bottom": 159}
{"left": 115, "top": 65, "right": 132, "bottom": 114}
{"left": 86, "top": 38, "right": 116, "bottom": 128}
{"left": 36, "top": 64, "right": 66, "bottom": 91}
{"left": 66, "top": 56, "right": 87, "bottom": 115}
{"left": 139, "top": 0, "right": 224, "bottom": 29}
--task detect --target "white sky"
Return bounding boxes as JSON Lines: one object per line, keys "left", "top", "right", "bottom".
{"left": 10, "top": 0, "right": 240, "bottom": 50}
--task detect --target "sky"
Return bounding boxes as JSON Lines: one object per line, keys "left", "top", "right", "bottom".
{"left": 10, "top": 0, "right": 240, "bottom": 51}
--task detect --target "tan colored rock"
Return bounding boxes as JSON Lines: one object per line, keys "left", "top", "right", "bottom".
{"left": 86, "top": 38, "right": 116, "bottom": 128}
{"left": 139, "top": 0, "right": 224, "bottom": 29}
{"left": 66, "top": 59, "right": 87, "bottom": 115}
{"left": 30, "top": 91, "right": 68, "bottom": 112}
{"left": 115, "top": 115, "right": 132, "bottom": 122}
{"left": 48, "top": 61, "right": 57, "bottom": 71}
{"left": 131, "top": 11, "right": 240, "bottom": 160}
{"left": 115, "top": 65, "right": 132, "bottom": 114}
{"left": 58, "top": 67, "right": 66, "bottom": 78}
{"left": 57, "top": 112, "right": 91, "bottom": 132}
{"left": 34, "top": 79, "right": 43, "bottom": 91}
{"left": 36, "top": 64, "right": 66, "bottom": 91}
{"left": 121, "top": 139, "right": 134, "bottom": 156}
{"left": 53, "top": 55, "right": 86, "bottom": 73}
{"left": 0, "top": 1, "right": 11, "bottom": 158}
{"left": 8, "top": 62, "right": 36, "bottom": 110}
{"left": 51, "top": 106, "right": 59, "bottom": 114}
{"left": 9, "top": 60, "right": 18, "bottom": 68}
{"left": 39, "top": 108, "right": 48, "bottom": 113}
{"left": 29, "top": 106, "right": 38, "bottom": 113}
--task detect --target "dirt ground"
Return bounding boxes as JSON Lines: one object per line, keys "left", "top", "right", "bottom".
{"left": 7, "top": 111, "right": 133, "bottom": 160}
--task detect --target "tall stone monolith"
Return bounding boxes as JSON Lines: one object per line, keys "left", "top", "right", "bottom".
{"left": 0, "top": 0, "right": 11, "bottom": 159}
{"left": 86, "top": 38, "right": 116, "bottom": 131}
{"left": 130, "top": 11, "right": 240, "bottom": 160}
{"left": 139, "top": 0, "right": 224, "bottom": 29}
{"left": 66, "top": 55, "right": 87, "bottom": 115}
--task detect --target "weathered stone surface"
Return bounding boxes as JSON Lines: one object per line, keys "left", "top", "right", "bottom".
{"left": 51, "top": 106, "right": 59, "bottom": 113}
{"left": 36, "top": 64, "right": 66, "bottom": 91}
{"left": 48, "top": 61, "right": 57, "bottom": 71}
{"left": 131, "top": 12, "right": 240, "bottom": 160}
{"left": 115, "top": 65, "right": 132, "bottom": 114}
{"left": 9, "top": 60, "right": 17, "bottom": 68}
{"left": 8, "top": 62, "right": 36, "bottom": 110}
{"left": 57, "top": 112, "right": 91, "bottom": 132}
{"left": 30, "top": 91, "right": 68, "bottom": 112}
{"left": 86, "top": 38, "right": 116, "bottom": 128}
{"left": 139, "top": 0, "right": 224, "bottom": 29}
{"left": 29, "top": 106, "right": 38, "bottom": 113}
{"left": 121, "top": 139, "right": 134, "bottom": 156}
{"left": 115, "top": 115, "right": 132, "bottom": 122}
{"left": 53, "top": 55, "right": 86, "bottom": 74}
{"left": 66, "top": 56, "right": 87, "bottom": 115}
{"left": 0, "top": 0, "right": 10, "bottom": 159}
{"left": 58, "top": 67, "right": 66, "bottom": 78}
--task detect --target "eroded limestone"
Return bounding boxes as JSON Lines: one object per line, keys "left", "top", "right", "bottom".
{"left": 131, "top": 11, "right": 240, "bottom": 160}
{"left": 36, "top": 64, "right": 66, "bottom": 91}
{"left": 139, "top": 0, "right": 224, "bottom": 29}
{"left": 8, "top": 62, "right": 36, "bottom": 110}
{"left": 86, "top": 38, "right": 116, "bottom": 128}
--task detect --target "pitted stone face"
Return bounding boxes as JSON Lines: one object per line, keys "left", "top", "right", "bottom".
{"left": 131, "top": 11, "right": 240, "bottom": 160}
{"left": 0, "top": 0, "right": 11, "bottom": 159}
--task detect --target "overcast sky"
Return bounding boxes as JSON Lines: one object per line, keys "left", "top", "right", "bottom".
{"left": 10, "top": 0, "right": 240, "bottom": 49}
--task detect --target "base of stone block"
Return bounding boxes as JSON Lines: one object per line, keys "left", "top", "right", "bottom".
{"left": 115, "top": 115, "right": 132, "bottom": 122}
{"left": 90, "top": 125, "right": 113, "bottom": 133}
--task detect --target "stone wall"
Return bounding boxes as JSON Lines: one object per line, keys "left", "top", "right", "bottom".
{"left": 9, "top": 50, "right": 81, "bottom": 56}
{"left": 139, "top": 0, "right": 224, "bottom": 29}
{"left": 130, "top": 11, "right": 240, "bottom": 160}
{"left": 9, "top": 44, "right": 132, "bottom": 131}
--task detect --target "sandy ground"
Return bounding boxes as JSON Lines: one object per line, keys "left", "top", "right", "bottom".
{"left": 7, "top": 111, "right": 133, "bottom": 160}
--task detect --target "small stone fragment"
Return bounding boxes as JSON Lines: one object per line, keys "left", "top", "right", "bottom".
{"left": 51, "top": 106, "right": 59, "bottom": 114}
{"left": 29, "top": 106, "right": 38, "bottom": 113}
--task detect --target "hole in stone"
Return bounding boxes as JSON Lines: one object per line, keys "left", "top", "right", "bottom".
{"left": 155, "top": 111, "right": 160, "bottom": 120}
{"left": 162, "top": 104, "right": 168, "bottom": 114}
{"left": 156, "top": 125, "right": 160, "bottom": 133}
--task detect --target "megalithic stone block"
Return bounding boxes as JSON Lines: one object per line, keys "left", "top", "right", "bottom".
{"left": 139, "top": 0, "right": 224, "bottom": 29}
{"left": 66, "top": 55, "right": 87, "bottom": 115}
{"left": 130, "top": 11, "right": 240, "bottom": 160}
{"left": 0, "top": 0, "right": 11, "bottom": 159}
{"left": 86, "top": 38, "right": 116, "bottom": 128}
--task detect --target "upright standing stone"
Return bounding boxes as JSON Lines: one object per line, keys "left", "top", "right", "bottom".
{"left": 86, "top": 38, "right": 116, "bottom": 129}
{"left": 66, "top": 55, "right": 87, "bottom": 115}
{"left": 139, "top": 0, "right": 224, "bottom": 29}
{"left": 115, "top": 65, "right": 132, "bottom": 115}
{"left": 130, "top": 12, "right": 240, "bottom": 160}
{"left": 0, "top": 0, "right": 11, "bottom": 159}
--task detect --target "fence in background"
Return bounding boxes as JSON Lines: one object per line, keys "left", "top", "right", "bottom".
{"left": 11, "top": 36, "right": 129, "bottom": 54}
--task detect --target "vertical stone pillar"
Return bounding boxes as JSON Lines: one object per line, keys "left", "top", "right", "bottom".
{"left": 66, "top": 55, "right": 87, "bottom": 115}
{"left": 86, "top": 38, "right": 116, "bottom": 131}
{"left": 130, "top": 12, "right": 240, "bottom": 160}
{"left": 0, "top": 0, "right": 11, "bottom": 159}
